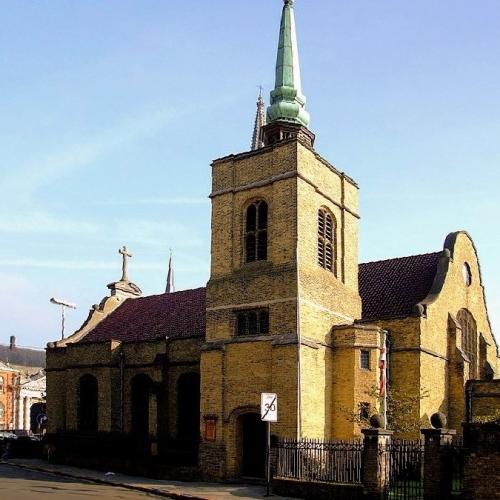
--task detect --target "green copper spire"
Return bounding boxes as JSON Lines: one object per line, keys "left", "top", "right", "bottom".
{"left": 267, "top": 0, "right": 310, "bottom": 128}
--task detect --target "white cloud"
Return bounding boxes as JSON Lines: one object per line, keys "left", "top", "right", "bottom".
{"left": 0, "top": 257, "right": 208, "bottom": 273}
{"left": 0, "top": 211, "right": 99, "bottom": 236}
{"left": 95, "top": 197, "right": 209, "bottom": 206}
{"left": 0, "top": 104, "right": 180, "bottom": 205}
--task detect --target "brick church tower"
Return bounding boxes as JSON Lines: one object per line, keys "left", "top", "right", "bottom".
{"left": 200, "top": 0, "right": 380, "bottom": 479}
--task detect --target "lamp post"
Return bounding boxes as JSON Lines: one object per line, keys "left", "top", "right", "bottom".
{"left": 50, "top": 297, "right": 77, "bottom": 340}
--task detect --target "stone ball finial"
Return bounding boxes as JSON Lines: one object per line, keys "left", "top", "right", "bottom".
{"left": 369, "top": 414, "right": 385, "bottom": 429}
{"left": 430, "top": 412, "right": 447, "bottom": 429}
{"left": 284, "top": 0, "right": 295, "bottom": 6}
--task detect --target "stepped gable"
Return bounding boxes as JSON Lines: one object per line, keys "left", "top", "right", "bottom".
{"left": 81, "top": 287, "right": 206, "bottom": 343}
{"left": 359, "top": 252, "right": 442, "bottom": 321}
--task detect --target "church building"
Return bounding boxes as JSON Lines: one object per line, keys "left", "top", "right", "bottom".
{"left": 46, "top": 0, "right": 498, "bottom": 480}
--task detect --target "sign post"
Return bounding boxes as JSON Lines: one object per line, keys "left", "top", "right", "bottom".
{"left": 261, "top": 393, "right": 277, "bottom": 497}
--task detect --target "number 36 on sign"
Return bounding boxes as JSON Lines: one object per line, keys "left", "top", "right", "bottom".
{"left": 261, "top": 393, "right": 278, "bottom": 422}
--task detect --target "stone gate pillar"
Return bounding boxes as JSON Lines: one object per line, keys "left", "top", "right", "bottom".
{"left": 421, "top": 427, "right": 456, "bottom": 500}
{"left": 362, "top": 428, "right": 393, "bottom": 500}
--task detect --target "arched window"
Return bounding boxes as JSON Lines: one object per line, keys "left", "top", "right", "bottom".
{"left": 245, "top": 200, "right": 268, "bottom": 263}
{"left": 0, "top": 376, "right": 4, "bottom": 393}
{"left": 177, "top": 372, "right": 200, "bottom": 441}
{"left": 78, "top": 374, "right": 98, "bottom": 432}
{"left": 131, "top": 374, "right": 153, "bottom": 440}
{"left": 318, "top": 208, "right": 335, "bottom": 274}
{"left": 0, "top": 402, "right": 4, "bottom": 419}
{"left": 462, "top": 262, "right": 472, "bottom": 286}
{"left": 457, "top": 309, "right": 478, "bottom": 379}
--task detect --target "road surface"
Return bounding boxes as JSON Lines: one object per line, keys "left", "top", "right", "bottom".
{"left": 0, "top": 463, "right": 158, "bottom": 499}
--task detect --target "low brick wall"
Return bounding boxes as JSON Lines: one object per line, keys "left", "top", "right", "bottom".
{"left": 463, "top": 422, "right": 500, "bottom": 500}
{"left": 272, "top": 478, "right": 363, "bottom": 500}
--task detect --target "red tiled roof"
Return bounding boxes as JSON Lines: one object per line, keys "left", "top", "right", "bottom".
{"left": 81, "top": 287, "right": 206, "bottom": 343}
{"left": 80, "top": 252, "right": 442, "bottom": 343}
{"left": 359, "top": 252, "right": 442, "bottom": 322}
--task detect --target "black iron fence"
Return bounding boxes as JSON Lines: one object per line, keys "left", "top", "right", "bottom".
{"left": 384, "top": 440, "right": 424, "bottom": 500}
{"left": 446, "top": 438, "right": 465, "bottom": 497}
{"left": 275, "top": 438, "right": 363, "bottom": 484}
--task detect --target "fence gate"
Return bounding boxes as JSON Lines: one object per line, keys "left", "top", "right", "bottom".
{"left": 384, "top": 440, "right": 424, "bottom": 499}
{"left": 446, "top": 439, "right": 465, "bottom": 497}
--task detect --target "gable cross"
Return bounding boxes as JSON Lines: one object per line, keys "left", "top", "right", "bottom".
{"left": 119, "top": 246, "right": 132, "bottom": 282}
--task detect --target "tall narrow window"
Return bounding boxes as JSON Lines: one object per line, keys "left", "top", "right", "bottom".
{"left": 457, "top": 309, "right": 478, "bottom": 379}
{"left": 79, "top": 374, "right": 98, "bottom": 432}
{"left": 0, "top": 376, "right": 4, "bottom": 394}
{"left": 246, "top": 200, "right": 268, "bottom": 262}
{"left": 318, "top": 208, "right": 335, "bottom": 274}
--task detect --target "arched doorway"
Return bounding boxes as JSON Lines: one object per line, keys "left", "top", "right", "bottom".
{"left": 238, "top": 412, "right": 266, "bottom": 478}
{"left": 131, "top": 374, "right": 153, "bottom": 450}
{"left": 78, "top": 374, "right": 98, "bottom": 432}
{"left": 177, "top": 372, "right": 200, "bottom": 442}
{"left": 30, "top": 402, "right": 46, "bottom": 433}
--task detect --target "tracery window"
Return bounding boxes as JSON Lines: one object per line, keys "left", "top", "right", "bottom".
{"left": 318, "top": 208, "right": 335, "bottom": 274}
{"left": 457, "top": 309, "right": 478, "bottom": 379}
{"left": 245, "top": 200, "right": 268, "bottom": 263}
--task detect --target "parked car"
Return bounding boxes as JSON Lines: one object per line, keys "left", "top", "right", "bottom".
{"left": 0, "top": 431, "right": 18, "bottom": 440}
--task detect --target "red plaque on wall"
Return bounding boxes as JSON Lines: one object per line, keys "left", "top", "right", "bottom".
{"left": 204, "top": 418, "right": 216, "bottom": 441}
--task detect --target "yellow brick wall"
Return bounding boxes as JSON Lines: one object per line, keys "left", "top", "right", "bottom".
{"left": 47, "top": 337, "right": 201, "bottom": 439}
{"left": 330, "top": 325, "right": 382, "bottom": 439}
{"left": 203, "top": 138, "right": 363, "bottom": 477}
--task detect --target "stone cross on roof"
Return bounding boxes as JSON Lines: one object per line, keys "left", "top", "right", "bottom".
{"left": 119, "top": 246, "right": 132, "bottom": 282}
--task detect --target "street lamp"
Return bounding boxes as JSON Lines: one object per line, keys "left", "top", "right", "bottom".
{"left": 50, "top": 297, "right": 77, "bottom": 340}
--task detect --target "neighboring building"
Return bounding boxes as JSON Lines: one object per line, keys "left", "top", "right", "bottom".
{"left": 0, "top": 361, "right": 18, "bottom": 431}
{"left": 0, "top": 336, "right": 46, "bottom": 434}
{"left": 0, "top": 336, "right": 46, "bottom": 370}
{"left": 46, "top": 0, "right": 499, "bottom": 480}
{"left": 14, "top": 370, "right": 46, "bottom": 433}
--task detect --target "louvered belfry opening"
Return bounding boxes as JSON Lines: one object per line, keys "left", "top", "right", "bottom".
{"left": 317, "top": 208, "right": 335, "bottom": 274}
{"left": 245, "top": 200, "right": 268, "bottom": 263}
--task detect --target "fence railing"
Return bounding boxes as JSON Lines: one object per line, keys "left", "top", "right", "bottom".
{"left": 446, "top": 438, "right": 465, "bottom": 496}
{"left": 275, "top": 438, "right": 363, "bottom": 484}
{"left": 384, "top": 440, "right": 425, "bottom": 500}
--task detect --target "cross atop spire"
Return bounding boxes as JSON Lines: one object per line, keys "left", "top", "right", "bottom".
{"left": 267, "top": 0, "right": 310, "bottom": 128}
{"left": 251, "top": 87, "right": 266, "bottom": 150}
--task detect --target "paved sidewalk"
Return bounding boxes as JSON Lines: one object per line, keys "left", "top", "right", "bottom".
{"left": 1, "top": 459, "right": 293, "bottom": 499}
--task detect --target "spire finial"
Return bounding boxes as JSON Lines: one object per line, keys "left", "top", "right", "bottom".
{"left": 267, "top": 0, "right": 309, "bottom": 127}
{"left": 251, "top": 87, "right": 266, "bottom": 150}
{"left": 166, "top": 249, "right": 175, "bottom": 294}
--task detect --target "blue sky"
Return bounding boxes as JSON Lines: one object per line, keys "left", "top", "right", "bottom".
{"left": 0, "top": 0, "right": 498, "bottom": 348}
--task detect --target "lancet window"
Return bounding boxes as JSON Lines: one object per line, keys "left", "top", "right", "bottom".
{"left": 245, "top": 200, "right": 268, "bottom": 263}
{"left": 457, "top": 309, "right": 478, "bottom": 379}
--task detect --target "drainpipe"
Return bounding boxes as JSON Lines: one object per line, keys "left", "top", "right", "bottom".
{"left": 119, "top": 349, "right": 125, "bottom": 433}
{"left": 466, "top": 383, "right": 474, "bottom": 423}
